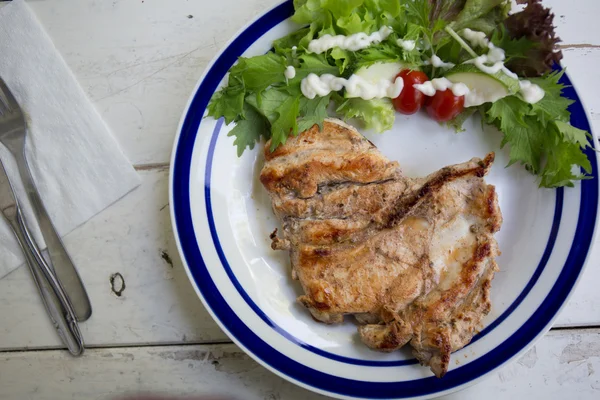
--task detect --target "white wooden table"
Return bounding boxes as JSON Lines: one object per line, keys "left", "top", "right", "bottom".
{"left": 0, "top": 1, "right": 599, "bottom": 398}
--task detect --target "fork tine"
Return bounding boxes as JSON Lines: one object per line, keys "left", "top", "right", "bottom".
{"left": 0, "top": 78, "right": 20, "bottom": 111}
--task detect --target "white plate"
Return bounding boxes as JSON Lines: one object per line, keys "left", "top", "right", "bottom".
{"left": 169, "top": 2, "right": 599, "bottom": 398}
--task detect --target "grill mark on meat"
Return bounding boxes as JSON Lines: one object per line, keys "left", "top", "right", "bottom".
{"left": 261, "top": 152, "right": 399, "bottom": 199}
{"left": 317, "top": 176, "right": 399, "bottom": 195}
{"left": 421, "top": 240, "right": 494, "bottom": 322}
{"left": 313, "top": 248, "right": 331, "bottom": 257}
{"left": 384, "top": 155, "right": 494, "bottom": 229}
{"left": 273, "top": 178, "right": 408, "bottom": 222}
{"left": 407, "top": 241, "right": 498, "bottom": 377}
{"left": 260, "top": 118, "right": 502, "bottom": 378}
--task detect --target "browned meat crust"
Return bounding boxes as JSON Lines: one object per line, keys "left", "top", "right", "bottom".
{"left": 260, "top": 119, "right": 503, "bottom": 378}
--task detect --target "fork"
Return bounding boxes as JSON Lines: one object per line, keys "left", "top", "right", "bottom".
{"left": 0, "top": 78, "right": 92, "bottom": 321}
{"left": 0, "top": 159, "right": 84, "bottom": 356}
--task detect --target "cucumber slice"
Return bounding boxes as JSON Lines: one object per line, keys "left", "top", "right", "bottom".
{"left": 445, "top": 64, "right": 520, "bottom": 107}
{"left": 354, "top": 61, "right": 405, "bottom": 84}
{"left": 346, "top": 61, "right": 406, "bottom": 98}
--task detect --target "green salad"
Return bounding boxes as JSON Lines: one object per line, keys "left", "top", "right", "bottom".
{"left": 207, "top": 0, "right": 592, "bottom": 188}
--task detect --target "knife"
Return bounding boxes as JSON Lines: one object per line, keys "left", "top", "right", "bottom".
{"left": 0, "top": 159, "right": 84, "bottom": 356}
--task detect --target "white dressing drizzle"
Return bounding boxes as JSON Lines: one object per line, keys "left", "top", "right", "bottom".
{"left": 424, "top": 55, "right": 455, "bottom": 69}
{"left": 414, "top": 78, "right": 470, "bottom": 97}
{"left": 298, "top": 26, "right": 546, "bottom": 106}
{"left": 465, "top": 55, "right": 518, "bottom": 79}
{"left": 284, "top": 66, "right": 296, "bottom": 79}
{"left": 462, "top": 28, "right": 489, "bottom": 48}
{"left": 461, "top": 28, "right": 544, "bottom": 103}
{"left": 397, "top": 38, "right": 416, "bottom": 51}
{"left": 308, "top": 26, "right": 393, "bottom": 54}
{"left": 300, "top": 73, "right": 404, "bottom": 100}
{"left": 519, "top": 80, "right": 545, "bottom": 104}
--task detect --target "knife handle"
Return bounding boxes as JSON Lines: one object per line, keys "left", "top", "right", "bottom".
{"left": 6, "top": 205, "right": 84, "bottom": 356}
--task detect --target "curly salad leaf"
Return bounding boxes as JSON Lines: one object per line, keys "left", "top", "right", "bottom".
{"left": 483, "top": 70, "right": 591, "bottom": 187}
{"left": 207, "top": 0, "right": 592, "bottom": 188}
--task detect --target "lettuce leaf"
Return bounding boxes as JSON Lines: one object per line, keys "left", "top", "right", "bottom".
{"left": 208, "top": 0, "right": 413, "bottom": 155}
{"left": 228, "top": 53, "right": 287, "bottom": 92}
{"left": 336, "top": 97, "right": 395, "bottom": 133}
{"left": 207, "top": 0, "right": 592, "bottom": 189}
{"left": 293, "top": 0, "right": 408, "bottom": 41}
{"left": 504, "top": 0, "right": 563, "bottom": 77}
{"left": 206, "top": 78, "right": 245, "bottom": 125}
{"left": 227, "top": 103, "right": 269, "bottom": 157}
{"left": 449, "top": 0, "right": 510, "bottom": 33}
{"left": 483, "top": 71, "right": 591, "bottom": 187}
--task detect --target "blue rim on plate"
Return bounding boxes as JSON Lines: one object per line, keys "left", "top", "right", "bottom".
{"left": 171, "top": 1, "right": 598, "bottom": 397}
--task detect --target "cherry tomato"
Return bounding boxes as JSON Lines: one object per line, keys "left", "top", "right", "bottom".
{"left": 392, "top": 70, "right": 429, "bottom": 115}
{"left": 426, "top": 89, "right": 465, "bottom": 122}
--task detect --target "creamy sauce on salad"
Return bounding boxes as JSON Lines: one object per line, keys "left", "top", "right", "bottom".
{"left": 519, "top": 80, "right": 545, "bottom": 104}
{"left": 397, "top": 38, "right": 416, "bottom": 51}
{"left": 300, "top": 26, "right": 545, "bottom": 106}
{"left": 308, "top": 26, "right": 393, "bottom": 54}
{"left": 301, "top": 73, "right": 404, "bottom": 100}
{"left": 414, "top": 78, "right": 470, "bottom": 97}
{"left": 284, "top": 66, "right": 296, "bottom": 79}
{"left": 466, "top": 55, "right": 518, "bottom": 79}
{"left": 425, "top": 55, "right": 455, "bottom": 69}
{"left": 462, "top": 28, "right": 489, "bottom": 48}
{"left": 461, "top": 28, "right": 544, "bottom": 103}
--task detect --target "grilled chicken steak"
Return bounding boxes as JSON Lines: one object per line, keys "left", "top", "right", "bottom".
{"left": 260, "top": 118, "right": 502, "bottom": 378}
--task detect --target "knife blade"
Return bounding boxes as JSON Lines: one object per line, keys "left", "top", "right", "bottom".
{"left": 0, "top": 158, "right": 84, "bottom": 356}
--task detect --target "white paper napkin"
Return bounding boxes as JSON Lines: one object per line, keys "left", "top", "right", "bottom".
{"left": 0, "top": 0, "right": 141, "bottom": 278}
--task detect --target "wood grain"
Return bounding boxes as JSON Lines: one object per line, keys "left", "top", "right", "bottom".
{"left": 0, "top": 1, "right": 599, "bottom": 399}
{"left": 0, "top": 170, "right": 224, "bottom": 350}
{"left": 1, "top": 329, "right": 598, "bottom": 399}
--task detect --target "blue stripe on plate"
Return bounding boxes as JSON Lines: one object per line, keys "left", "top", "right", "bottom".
{"left": 172, "top": 0, "right": 598, "bottom": 397}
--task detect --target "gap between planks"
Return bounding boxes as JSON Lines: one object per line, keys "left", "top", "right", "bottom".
{"left": 134, "top": 162, "right": 170, "bottom": 172}
{"left": 1, "top": 325, "right": 599, "bottom": 354}
{"left": 0, "top": 339, "right": 232, "bottom": 354}
{"left": 559, "top": 43, "right": 600, "bottom": 49}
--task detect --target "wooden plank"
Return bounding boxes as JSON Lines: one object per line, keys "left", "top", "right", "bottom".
{"left": 561, "top": 47, "right": 600, "bottom": 130}
{"left": 0, "top": 1, "right": 598, "bottom": 350}
{"left": 546, "top": 0, "right": 600, "bottom": 46}
{"left": 0, "top": 329, "right": 598, "bottom": 400}
{"left": 0, "top": 169, "right": 225, "bottom": 350}
{"left": 27, "top": 0, "right": 283, "bottom": 166}
{"left": 0, "top": 3, "right": 596, "bottom": 399}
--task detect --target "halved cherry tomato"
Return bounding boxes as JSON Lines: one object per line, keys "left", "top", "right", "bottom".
{"left": 392, "top": 70, "right": 429, "bottom": 115}
{"left": 426, "top": 89, "right": 465, "bottom": 122}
